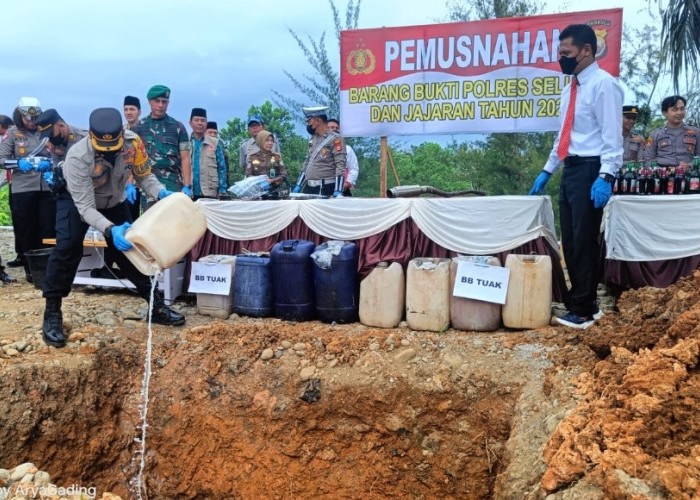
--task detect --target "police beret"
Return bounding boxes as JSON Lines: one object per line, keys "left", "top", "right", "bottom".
{"left": 206, "top": 121, "right": 217, "bottom": 130}
{"left": 191, "top": 108, "right": 207, "bottom": 119}
{"left": 124, "top": 95, "right": 141, "bottom": 109}
{"left": 246, "top": 114, "right": 264, "bottom": 126}
{"left": 36, "top": 109, "right": 63, "bottom": 138}
{"left": 623, "top": 105, "right": 638, "bottom": 115}
{"left": 302, "top": 106, "right": 328, "bottom": 119}
{"left": 147, "top": 85, "right": 170, "bottom": 100}
{"left": 89, "top": 108, "right": 124, "bottom": 152}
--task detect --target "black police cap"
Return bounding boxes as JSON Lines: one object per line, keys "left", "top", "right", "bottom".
{"left": 622, "top": 105, "right": 638, "bottom": 116}
{"left": 89, "top": 108, "right": 124, "bottom": 152}
{"left": 36, "top": 109, "right": 63, "bottom": 138}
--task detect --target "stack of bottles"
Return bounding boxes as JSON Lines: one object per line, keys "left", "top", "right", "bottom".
{"left": 613, "top": 156, "right": 700, "bottom": 195}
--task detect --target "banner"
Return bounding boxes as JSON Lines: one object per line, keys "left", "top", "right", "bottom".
{"left": 340, "top": 9, "right": 622, "bottom": 136}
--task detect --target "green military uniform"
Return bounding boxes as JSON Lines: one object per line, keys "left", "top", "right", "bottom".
{"left": 133, "top": 114, "right": 190, "bottom": 192}
{"left": 623, "top": 131, "right": 645, "bottom": 162}
{"left": 644, "top": 125, "right": 700, "bottom": 167}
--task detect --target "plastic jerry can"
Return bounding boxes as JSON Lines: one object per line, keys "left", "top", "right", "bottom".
{"left": 233, "top": 254, "right": 273, "bottom": 317}
{"left": 271, "top": 239, "right": 316, "bottom": 321}
{"left": 196, "top": 255, "right": 236, "bottom": 318}
{"left": 405, "top": 258, "right": 451, "bottom": 332}
{"left": 502, "top": 254, "right": 552, "bottom": 329}
{"left": 359, "top": 262, "right": 405, "bottom": 328}
{"left": 312, "top": 241, "right": 359, "bottom": 323}
{"left": 125, "top": 192, "right": 207, "bottom": 275}
{"left": 449, "top": 256, "right": 502, "bottom": 332}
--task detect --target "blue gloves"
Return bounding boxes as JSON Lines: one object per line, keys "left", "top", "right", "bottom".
{"left": 528, "top": 171, "right": 552, "bottom": 195}
{"left": 333, "top": 190, "right": 343, "bottom": 197}
{"left": 259, "top": 180, "right": 271, "bottom": 191}
{"left": 111, "top": 223, "right": 133, "bottom": 251}
{"left": 158, "top": 189, "right": 174, "bottom": 200}
{"left": 18, "top": 158, "right": 33, "bottom": 172}
{"left": 125, "top": 183, "right": 137, "bottom": 204}
{"left": 181, "top": 185, "right": 193, "bottom": 197}
{"left": 43, "top": 171, "right": 54, "bottom": 186}
{"left": 591, "top": 177, "right": 613, "bottom": 209}
{"left": 37, "top": 160, "right": 52, "bottom": 172}
{"left": 292, "top": 185, "right": 302, "bottom": 194}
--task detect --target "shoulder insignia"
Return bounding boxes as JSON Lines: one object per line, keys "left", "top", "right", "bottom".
{"left": 645, "top": 137, "right": 653, "bottom": 147}
{"left": 334, "top": 137, "right": 343, "bottom": 152}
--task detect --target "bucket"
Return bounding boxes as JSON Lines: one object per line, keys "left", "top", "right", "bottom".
{"left": 359, "top": 262, "right": 405, "bottom": 328}
{"left": 25, "top": 248, "right": 53, "bottom": 291}
{"left": 271, "top": 240, "right": 316, "bottom": 321}
{"left": 233, "top": 255, "right": 272, "bottom": 317}
{"left": 124, "top": 192, "right": 207, "bottom": 275}
{"left": 197, "top": 255, "right": 236, "bottom": 318}
{"left": 312, "top": 241, "right": 359, "bottom": 323}
{"left": 449, "top": 256, "right": 502, "bottom": 332}
{"left": 406, "top": 258, "right": 451, "bottom": 332}
{"left": 502, "top": 254, "right": 552, "bottom": 329}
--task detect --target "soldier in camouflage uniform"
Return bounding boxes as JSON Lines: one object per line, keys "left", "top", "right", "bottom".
{"left": 292, "top": 106, "right": 346, "bottom": 197}
{"left": 622, "top": 105, "right": 644, "bottom": 162}
{"left": 133, "top": 85, "right": 192, "bottom": 210}
{"left": 644, "top": 95, "right": 700, "bottom": 168}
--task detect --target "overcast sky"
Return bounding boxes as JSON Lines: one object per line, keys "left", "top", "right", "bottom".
{"left": 1, "top": 0, "right": 657, "bottom": 140}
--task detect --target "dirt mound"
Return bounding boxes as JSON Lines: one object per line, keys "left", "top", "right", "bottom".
{"left": 542, "top": 271, "right": 700, "bottom": 498}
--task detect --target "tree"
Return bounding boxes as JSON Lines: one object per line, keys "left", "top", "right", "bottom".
{"left": 272, "top": 0, "right": 361, "bottom": 121}
{"left": 657, "top": 0, "right": 700, "bottom": 91}
{"left": 445, "top": 0, "right": 541, "bottom": 20}
{"left": 219, "top": 101, "right": 308, "bottom": 186}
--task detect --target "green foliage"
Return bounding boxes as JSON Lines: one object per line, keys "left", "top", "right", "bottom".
{"left": 272, "top": 0, "right": 361, "bottom": 122}
{"left": 445, "top": 0, "right": 541, "bottom": 20}
{"left": 219, "top": 101, "right": 308, "bottom": 186}
{"left": 658, "top": 0, "right": 700, "bottom": 91}
{"left": 0, "top": 185, "right": 11, "bottom": 226}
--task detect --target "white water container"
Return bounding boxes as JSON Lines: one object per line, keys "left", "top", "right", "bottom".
{"left": 197, "top": 255, "right": 236, "bottom": 318}
{"left": 124, "top": 193, "right": 207, "bottom": 275}
{"left": 359, "top": 262, "right": 405, "bottom": 328}
{"left": 502, "top": 254, "right": 552, "bottom": 329}
{"left": 449, "top": 256, "right": 502, "bottom": 332}
{"left": 405, "top": 258, "right": 451, "bottom": 332}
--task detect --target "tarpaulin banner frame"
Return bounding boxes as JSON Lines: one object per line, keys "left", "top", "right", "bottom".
{"left": 340, "top": 8, "right": 622, "bottom": 136}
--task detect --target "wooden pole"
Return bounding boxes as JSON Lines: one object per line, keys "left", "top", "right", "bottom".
{"left": 380, "top": 136, "right": 388, "bottom": 198}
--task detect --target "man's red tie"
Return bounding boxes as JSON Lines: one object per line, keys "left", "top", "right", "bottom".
{"left": 557, "top": 76, "right": 577, "bottom": 161}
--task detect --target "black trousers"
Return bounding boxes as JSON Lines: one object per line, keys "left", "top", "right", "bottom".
{"left": 42, "top": 194, "right": 154, "bottom": 300}
{"left": 559, "top": 157, "right": 603, "bottom": 317}
{"left": 9, "top": 189, "right": 56, "bottom": 275}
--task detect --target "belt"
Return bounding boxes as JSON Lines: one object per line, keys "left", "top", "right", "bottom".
{"left": 564, "top": 155, "right": 600, "bottom": 167}
{"left": 306, "top": 178, "right": 335, "bottom": 187}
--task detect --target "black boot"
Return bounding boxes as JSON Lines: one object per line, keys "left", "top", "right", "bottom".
{"left": 43, "top": 298, "right": 66, "bottom": 347}
{"left": 0, "top": 270, "right": 16, "bottom": 284}
{"left": 150, "top": 293, "right": 185, "bottom": 326}
{"left": 7, "top": 255, "right": 23, "bottom": 268}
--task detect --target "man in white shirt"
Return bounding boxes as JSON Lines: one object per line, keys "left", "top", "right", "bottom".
{"left": 327, "top": 118, "right": 359, "bottom": 196}
{"left": 528, "top": 23, "right": 623, "bottom": 329}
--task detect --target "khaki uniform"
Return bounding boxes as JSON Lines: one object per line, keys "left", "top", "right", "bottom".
{"left": 644, "top": 125, "right": 700, "bottom": 167}
{"left": 246, "top": 151, "right": 286, "bottom": 179}
{"left": 63, "top": 130, "right": 164, "bottom": 233}
{"left": 239, "top": 135, "right": 281, "bottom": 170}
{"left": 49, "top": 125, "right": 88, "bottom": 164}
{"left": 192, "top": 135, "right": 227, "bottom": 198}
{"left": 623, "top": 131, "right": 645, "bottom": 162}
{"left": 0, "top": 127, "right": 51, "bottom": 193}
{"left": 302, "top": 131, "right": 346, "bottom": 180}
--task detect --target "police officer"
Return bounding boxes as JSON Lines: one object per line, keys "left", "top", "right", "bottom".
{"left": 41, "top": 108, "right": 184, "bottom": 348}
{"left": 622, "top": 105, "right": 644, "bottom": 162}
{"left": 644, "top": 95, "right": 700, "bottom": 168}
{"left": 35, "top": 109, "right": 88, "bottom": 164}
{"left": 0, "top": 97, "right": 55, "bottom": 282}
{"left": 292, "top": 106, "right": 346, "bottom": 197}
{"left": 238, "top": 114, "right": 280, "bottom": 172}
{"left": 133, "top": 85, "right": 192, "bottom": 210}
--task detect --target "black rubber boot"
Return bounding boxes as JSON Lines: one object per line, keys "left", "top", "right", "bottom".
{"left": 42, "top": 298, "right": 66, "bottom": 347}
{"left": 149, "top": 292, "right": 185, "bottom": 326}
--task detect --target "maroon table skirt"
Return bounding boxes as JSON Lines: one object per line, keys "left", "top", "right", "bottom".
{"left": 603, "top": 250, "right": 700, "bottom": 296}
{"left": 188, "top": 216, "right": 567, "bottom": 302}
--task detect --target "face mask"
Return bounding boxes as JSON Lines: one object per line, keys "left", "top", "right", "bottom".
{"left": 558, "top": 52, "right": 581, "bottom": 75}
{"left": 49, "top": 134, "right": 65, "bottom": 146}
{"left": 306, "top": 125, "right": 316, "bottom": 135}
